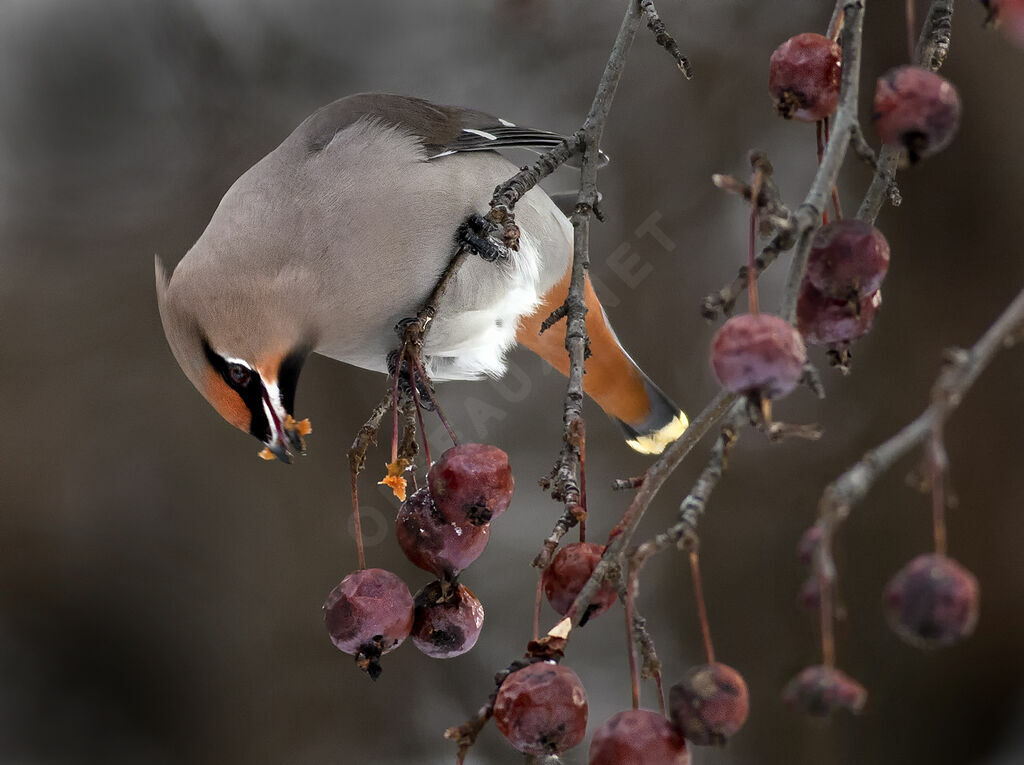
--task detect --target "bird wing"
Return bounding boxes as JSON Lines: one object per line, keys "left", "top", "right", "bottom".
{"left": 297, "top": 92, "right": 604, "bottom": 167}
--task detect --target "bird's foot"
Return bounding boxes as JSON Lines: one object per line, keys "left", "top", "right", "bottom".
{"left": 386, "top": 348, "right": 438, "bottom": 411}
{"left": 457, "top": 211, "right": 517, "bottom": 262}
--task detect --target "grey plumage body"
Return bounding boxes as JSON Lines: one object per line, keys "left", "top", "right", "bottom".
{"left": 163, "top": 98, "right": 571, "bottom": 386}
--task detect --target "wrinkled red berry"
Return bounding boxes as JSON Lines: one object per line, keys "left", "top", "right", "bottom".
{"left": 710, "top": 314, "right": 807, "bottom": 399}
{"left": 410, "top": 581, "right": 485, "bottom": 659}
{"left": 873, "top": 66, "right": 961, "bottom": 164}
{"left": 323, "top": 568, "right": 414, "bottom": 679}
{"left": 395, "top": 488, "right": 490, "bottom": 577}
{"left": 668, "top": 663, "right": 749, "bottom": 746}
{"left": 543, "top": 542, "right": 618, "bottom": 625}
{"left": 428, "top": 443, "right": 514, "bottom": 526}
{"left": 769, "top": 33, "right": 842, "bottom": 121}
{"left": 986, "top": 0, "right": 1024, "bottom": 46}
{"left": 493, "top": 662, "right": 589, "bottom": 756}
{"left": 782, "top": 665, "right": 867, "bottom": 715}
{"left": 883, "top": 553, "right": 980, "bottom": 648}
{"left": 797, "top": 284, "right": 882, "bottom": 347}
{"left": 806, "top": 220, "right": 890, "bottom": 301}
{"left": 589, "top": 709, "right": 689, "bottom": 765}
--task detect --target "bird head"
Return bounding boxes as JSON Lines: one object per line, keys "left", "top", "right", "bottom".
{"left": 155, "top": 256, "right": 313, "bottom": 463}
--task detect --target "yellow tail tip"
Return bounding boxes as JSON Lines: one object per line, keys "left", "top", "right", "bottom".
{"left": 626, "top": 411, "right": 689, "bottom": 455}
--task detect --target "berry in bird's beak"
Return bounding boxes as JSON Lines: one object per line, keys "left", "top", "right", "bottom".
{"left": 257, "top": 382, "right": 312, "bottom": 463}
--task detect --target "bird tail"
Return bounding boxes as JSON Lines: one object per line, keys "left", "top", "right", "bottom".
{"left": 517, "top": 273, "right": 687, "bottom": 455}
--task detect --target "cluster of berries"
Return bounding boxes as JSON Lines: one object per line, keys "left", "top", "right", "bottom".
{"left": 322, "top": 443, "right": 513, "bottom": 677}
{"left": 493, "top": 657, "right": 751, "bottom": 763}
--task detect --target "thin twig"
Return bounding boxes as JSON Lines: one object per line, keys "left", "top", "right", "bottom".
{"left": 639, "top": 0, "right": 694, "bottom": 78}
{"left": 815, "top": 285, "right": 1024, "bottom": 657}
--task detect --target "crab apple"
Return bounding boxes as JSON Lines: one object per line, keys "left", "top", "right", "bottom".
{"left": 797, "top": 284, "right": 882, "bottom": 347}
{"left": 668, "top": 663, "right": 750, "bottom": 746}
{"left": 323, "top": 568, "right": 414, "bottom": 679}
{"left": 395, "top": 488, "right": 490, "bottom": 578}
{"left": 782, "top": 665, "right": 867, "bottom": 716}
{"left": 543, "top": 542, "right": 618, "bottom": 625}
{"left": 710, "top": 313, "right": 807, "bottom": 399}
{"left": 883, "top": 553, "right": 980, "bottom": 648}
{"left": 769, "top": 32, "right": 842, "bottom": 121}
{"left": 806, "top": 220, "right": 890, "bottom": 301}
{"left": 873, "top": 66, "right": 961, "bottom": 164}
{"left": 410, "top": 581, "right": 485, "bottom": 659}
{"left": 493, "top": 661, "right": 589, "bottom": 757}
{"left": 589, "top": 709, "right": 689, "bottom": 765}
{"left": 428, "top": 443, "right": 514, "bottom": 526}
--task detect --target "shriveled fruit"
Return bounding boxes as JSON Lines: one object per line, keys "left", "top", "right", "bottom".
{"left": 797, "top": 284, "right": 882, "bottom": 347}
{"left": 782, "top": 665, "right": 867, "bottom": 715}
{"left": 543, "top": 542, "right": 618, "bottom": 625}
{"left": 873, "top": 66, "right": 961, "bottom": 164}
{"left": 806, "top": 220, "right": 890, "bottom": 301}
{"left": 410, "top": 581, "right": 485, "bottom": 659}
{"left": 668, "top": 663, "right": 749, "bottom": 745}
{"left": 883, "top": 553, "right": 980, "bottom": 648}
{"left": 428, "top": 443, "right": 514, "bottom": 526}
{"left": 323, "top": 568, "right": 414, "bottom": 679}
{"left": 493, "top": 661, "right": 589, "bottom": 756}
{"left": 710, "top": 314, "right": 807, "bottom": 399}
{"left": 589, "top": 709, "right": 689, "bottom": 765}
{"left": 769, "top": 32, "right": 842, "bottom": 121}
{"left": 395, "top": 488, "right": 490, "bottom": 577}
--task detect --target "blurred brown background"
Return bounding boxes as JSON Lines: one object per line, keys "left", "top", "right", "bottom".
{"left": 2, "top": 1, "right": 1023, "bottom": 763}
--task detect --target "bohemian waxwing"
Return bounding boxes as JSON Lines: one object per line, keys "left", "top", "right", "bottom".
{"left": 156, "top": 93, "right": 687, "bottom": 462}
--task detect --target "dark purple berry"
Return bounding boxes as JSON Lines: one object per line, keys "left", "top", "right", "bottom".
{"left": 806, "top": 220, "right": 890, "bottom": 301}
{"left": 797, "top": 284, "right": 882, "bottom": 348}
{"left": 323, "top": 568, "right": 414, "bottom": 679}
{"left": 668, "top": 663, "right": 749, "bottom": 746}
{"left": 769, "top": 33, "right": 842, "bottom": 122}
{"left": 797, "top": 524, "right": 824, "bottom": 564}
{"left": 797, "top": 575, "right": 821, "bottom": 610}
{"left": 782, "top": 665, "right": 867, "bottom": 715}
{"left": 428, "top": 443, "right": 514, "bottom": 526}
{"left": 589, "top": 709, "right": 689, "bottom": 765}
{"left": 883, "top": 553, "right": 980, "bottom": 648}
{"left": 493, "top": 662, "right": 589, "bottom": 756}
{"left": 710, "top": 314, "right": 807, "bottom": 399}
{"left": 543, "top": 542, "right": 618, "bottom": 625}
{"left": 395, "top": 488, "right": 490, "bottom": 577}
{"left": 873, "top": 66, "right": 961, "bottom": 164}
{"left": 410, "top": 581, "right": 485, "bottom": 659}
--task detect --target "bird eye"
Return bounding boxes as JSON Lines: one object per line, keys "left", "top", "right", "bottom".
{"left": 227, "top": 363, "right": 251, "bottom": 387}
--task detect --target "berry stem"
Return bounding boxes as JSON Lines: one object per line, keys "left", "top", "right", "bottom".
{"left": 390, "top": 348, "right": 405, "bottom": 465}
{"left": 688, "top": 547, "right": 716, "bottom": 665}
{"left": 350, "top": 470, "right": 367, "bottom": 570}
{"left": 407, "top": 364, "right": 432, "bottom": 468}
{"left": 579, "top": 422, "right": 588, "bottom": 543}
{"left": 532, "top": 573, "right": 544, "bottom": 642}
{"left": 747, "top": 168, "right": 764, "bottom": 315}
{"left": 624, "top": 570, "right": 642, "bottom": 710}
{"left": 929, "top": 423, "right": 949, "bottom": 557}
{"left": 410, "top": 353, "right": 459, "bottom": 446}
